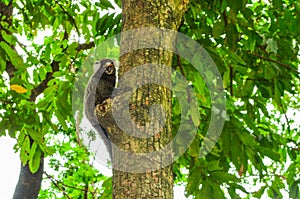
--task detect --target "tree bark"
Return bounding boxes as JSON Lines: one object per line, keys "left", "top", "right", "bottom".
{"left": 96, "top": 0, "right": 187, "bottom": 198}
{"left": 13, "top": 156, "right": 44, "bottom": 199}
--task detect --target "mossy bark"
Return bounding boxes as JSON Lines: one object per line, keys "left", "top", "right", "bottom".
{"left": 97, "top": 0, "right": 188, "bottom": 198}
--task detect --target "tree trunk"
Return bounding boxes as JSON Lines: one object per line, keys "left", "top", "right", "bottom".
{"left": 111, "top": 0, "right": 187, "bottom": 198}
{"left": 13, "top": 156, "right": 44, "bottom": 199}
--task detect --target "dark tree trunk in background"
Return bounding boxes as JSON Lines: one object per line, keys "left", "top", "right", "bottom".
{"left": 13, "top": 157, "right": 44, "bottom": 199}
{"left": 0, "top": 2, "right": 44, "bottom": 198}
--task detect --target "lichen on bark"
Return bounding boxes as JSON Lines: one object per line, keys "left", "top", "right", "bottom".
{"left": 95, "top": 0, "right": 188, "bottom": 198}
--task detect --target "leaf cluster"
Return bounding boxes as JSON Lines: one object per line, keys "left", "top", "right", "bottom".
{"left": 172, "top": 0, "right": 300, "bottom": 198}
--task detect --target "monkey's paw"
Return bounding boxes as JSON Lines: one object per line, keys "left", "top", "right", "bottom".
{"left": 95, "top": 98, "right": 112, "bottom": 117}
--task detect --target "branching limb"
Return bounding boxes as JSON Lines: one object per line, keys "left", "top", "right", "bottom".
{"left": 43, "top": 172, "right": 72, "bottom": 199}
{"left": 30, "top": 61, "right": 60, "bottom": 101}
{"left": 251, "top": 51, "right": 299, "bottom": 74}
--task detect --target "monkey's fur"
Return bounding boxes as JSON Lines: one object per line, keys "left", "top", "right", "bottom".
{"left": 84, "top": 59, "right": 116, "bottom": 157}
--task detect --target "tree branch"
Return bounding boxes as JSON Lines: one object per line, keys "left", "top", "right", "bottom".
{"left": 55, "top": 0, "right": 80, "bottom": 35}
{"left": 30, "top": 40, "right": 95, "bottom": 101}
{"left": 44, "top": 172, "right": 72, "bottom": 199}
{"left": 30, "top": 61, "right": 60, "bottom": 101}
{"left": 44, "top": 171, "right": 88, "bottom": 192}
{"left": 251, "top": 51, "right": 299, "bottom": 74}
{"left": 77, "top": 41, "right": 95, "bottom": 51}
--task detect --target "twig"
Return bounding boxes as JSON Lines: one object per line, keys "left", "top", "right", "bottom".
{"left": 44, "top": 171, "right": 88, "bottom": 192}
{"left": 44, "top": 172, "right": 72, "bottom": 199}
{"left": 84, "top": 184, "right": 88, "bottom": 199}
{"left": 176, "top": 54, "right": 186, "bottom": 78}
{"left": 229, "top": 65, "right": 233, "bottom": 96}
{"left": 55, "top": 0, "right": 80, "bottom": 35}
{"left": 222, "top": 3, "right": 228, "bottom": 27}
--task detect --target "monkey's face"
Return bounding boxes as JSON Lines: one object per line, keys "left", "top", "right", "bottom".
{"left": 96, "top": 59, "right": 115, "bottom": 76}
{"left": 104, "top": 61, "right": 115, "bottom": 75}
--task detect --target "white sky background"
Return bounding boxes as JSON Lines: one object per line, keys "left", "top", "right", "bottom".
{"left": 0, "top": 137, "right": 20, "bottom": 199}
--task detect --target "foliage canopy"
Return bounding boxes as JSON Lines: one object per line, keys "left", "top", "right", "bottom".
{"left": 0, "top": 0, "right": 299, "bottom": 198}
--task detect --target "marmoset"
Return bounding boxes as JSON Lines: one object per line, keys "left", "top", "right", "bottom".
{"left": 94, "top": 59, "right": 116, "bottom": 106}
{"left": 84, "top": 59, "right": 116, "bottom": 157}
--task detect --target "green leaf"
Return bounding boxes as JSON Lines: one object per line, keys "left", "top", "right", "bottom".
{"left": 221, "top": 126, "right": 231, "bottom": 156}
{"left": 55, "top": 108, "right": 68, "bottom": 131}
{"left": 237, "top": 129, "right": 257, "bottom": 147}
{"left": 273, "top": 0, "right": 283, "bottom": 11}
{"left": 67, "top": 42, "right": 78, "bottom": 56}
{"left": 230, "top": 131, "right": 243, "bottom": 168}
{"left": 96, "top": 0, "right": 114, "bottom": 9}
{"left": 18, "top": 128, "right": 27, "bottom": 146}
{"left": 186, "top": 165, "right": 202, "bottom": 195}
{"left": 224, "top": 49, "right": 246, "bottom": 65}
{"left": 65, "top": 20, "right": 73, "bottom": 35}
{"left": 114, "top": 0, "right": 121, "bottom": 7}
{"left": 190, "top": 103, "right": 200, "bottom": 126}
{"left": 0, "top": 119, "right": 9, "bottom": 136}
{"left": 211, "top": 171, "right": 239, "bottom": 182}
{"left": 51, "top": 45, "right": 63, "bottom": 55}
{"left": 226, "top": 24, "right": 239, "bottom": 51}
{"left": 245, "top": 146, "right": 260, "bottom": 167}
{"left": 227, "top": 0, "right": 243, "bottom": 13}
{"left": 1, "top": 30, "right": 15, "bottom": 44}
{"left": 27, "top": 128, "right": 43, "bottom": 144}
{"left": 188, "top": 137, "right": 200, "bottom": 157}
{"left": 0, "top": 41, "right": 24, "bottom": 68}
{"left": 0, "top": 56, "right": 6, "bottom": 71}
{"left": 253, "top": 186, "right": 266, "bottom": 198}
{"left": 266, "top": 38, "right": 278, "bottom": 54}
{"left": 289, "top": 181, "right": 299, "bottom": 199}
{"left": 206, "top": 160, "right": 222, "bottom": 171}
{"left": 257, "top": 146, "right": 281, "bottom": 161}
{"left": 95, "top": 13, "right": 115, "bottom": 35}
{"left": 2, "top": 0, "right": 11, "bottom": 5}
{"left": 29, "top": 145, "right": 42, "bottom": 173}
{"left": 29, "top": 141, "right": 38, "bottom": 160}
{"left": 199, "top": 179, "right": 225, "bottom": 199}
{"left": 212, "top": 20, "right": 225, "bottom": 38}
{"left": 96, "top": 13, "right": 109, "bottom": 33}
{"left": 20, "top": 136, "right": 30, "bottom": 166}
{"left": 39, "top": 143, "right": 55, "bottom": 156}
{"left": 52, "top": 17, "right": 60, "bottom": 31}
{"left": 101, "top": 177, "right": 112, "bottom": 198}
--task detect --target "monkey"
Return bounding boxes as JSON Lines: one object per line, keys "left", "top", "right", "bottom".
{"left": 84, "top": 59, "right": 116, "bottom": 158}
{"left": 94, "top": 59, "right": 116, "bottom": 106}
